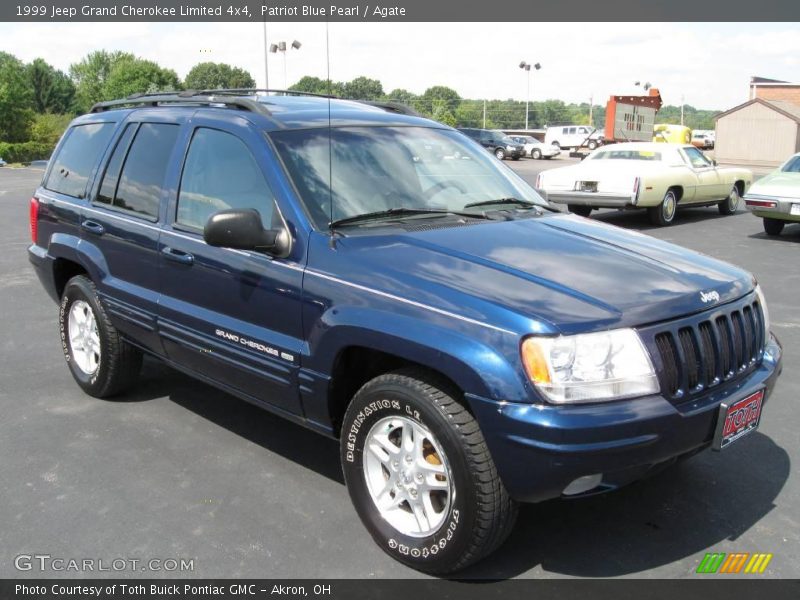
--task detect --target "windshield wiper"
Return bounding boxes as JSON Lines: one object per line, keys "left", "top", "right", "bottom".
{"left": 464, "top": 197, "right": 540, "bottom": 210}
{"left": 329, "top": 207, "right": 489, "bottom": 229}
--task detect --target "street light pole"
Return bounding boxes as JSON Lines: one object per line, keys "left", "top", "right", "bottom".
{"left": 262, "top": 21, "right": 269, "bottom": 89}
{"left": 519, "top": 61, "right": 541, "bottom": 131}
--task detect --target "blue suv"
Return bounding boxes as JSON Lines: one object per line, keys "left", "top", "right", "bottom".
{"left": 28, "top": 90, "right": 782, "bottom": 574}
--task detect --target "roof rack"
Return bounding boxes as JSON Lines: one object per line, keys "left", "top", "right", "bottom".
{"left": 89, "top": 92, "right": 273, "bottom": 115}
{"left": 357, "top": 100, "right": 421, "bottom": 117}
{"left": 193, "top": 88, "right": 338, "bottom": 99}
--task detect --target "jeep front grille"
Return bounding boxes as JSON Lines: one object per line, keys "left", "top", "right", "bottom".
{"left": 651, "top": 298, "right": 765, "bottom": 402}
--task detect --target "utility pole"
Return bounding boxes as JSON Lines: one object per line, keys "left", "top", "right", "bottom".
{"left": 483, "top": 99, "right": 486, "bottom": 128}
{"left": 264, "top": 19, "right": 269, "bottom": 89}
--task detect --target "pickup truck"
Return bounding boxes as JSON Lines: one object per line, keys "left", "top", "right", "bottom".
{"left": 28, "top": 91, "right": 782, "bottom": 574}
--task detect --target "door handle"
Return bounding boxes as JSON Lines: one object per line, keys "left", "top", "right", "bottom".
{"left": 161, "top": 246, "right": 194, "bottom": 266}
{"left": 81, "top": 220, "right": 105, "bottom": 236}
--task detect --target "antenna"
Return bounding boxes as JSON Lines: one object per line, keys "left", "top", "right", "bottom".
{"left": 326, "top": 19, "right": 336, "bottom": 248}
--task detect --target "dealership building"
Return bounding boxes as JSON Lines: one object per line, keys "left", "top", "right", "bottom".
{"left": 714, "top": 77, "right": 800, "bottom": 167}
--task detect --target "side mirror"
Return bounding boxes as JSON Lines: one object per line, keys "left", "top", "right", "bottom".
{"left": 204, "top": 208, "right": 291, "bottom": 257}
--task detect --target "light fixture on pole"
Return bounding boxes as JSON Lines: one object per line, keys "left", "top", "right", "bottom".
{"left": 519, "top": 61, "right": 541, "bottom": 130}
{"left": 634, "top": 80, "right": 652, "bottom": 92}
{"left": 269, "top": 40, "right": 302, "bottom": 89}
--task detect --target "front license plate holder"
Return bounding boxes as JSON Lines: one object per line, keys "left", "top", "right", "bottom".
{"left": 712, "top": 389, "right": 764, "bottom": 451}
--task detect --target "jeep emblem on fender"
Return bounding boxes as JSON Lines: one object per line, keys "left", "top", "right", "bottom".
{"left": 700, "top": 290, "right": 721, "bottom": 303}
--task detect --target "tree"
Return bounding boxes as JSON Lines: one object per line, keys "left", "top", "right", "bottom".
{"left": 184, "top": 62, "right": 255, "bottom": 90}
{"left": 27, "top": 58, "right": 75, "bottom": 114}
{"left": 343, "top": 76, "right": 383, "bottom": 100}
{"left": 0, "top": 52, "right": 35, "bottom": 142}
{"left": 289, "top": 75, "right": 343, "bottom": 96}
{"left": 103, "top": 56, "right": 180, "bottom": 99}
{"left": 70, "top": 50, "right": 134, "bottom": 112}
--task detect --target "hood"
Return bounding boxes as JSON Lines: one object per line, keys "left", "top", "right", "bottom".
{"left": 747, "top": 171, "right": 800, "bottom": 199}
{"left": 336, "top": 214, "right": 753, "bottom": 334}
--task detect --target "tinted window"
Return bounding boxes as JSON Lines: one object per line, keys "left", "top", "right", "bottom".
{"left": 45, "top": 123, "right": 115, "bottom": 198}
{"left": 113, "top": 123, "right": 179, "bottom": 220}
{"left": 177, "top": 128, "right": 275, "bottom": 230}
{"left": 96, "top": 123, "right": 137, "bottom": 205}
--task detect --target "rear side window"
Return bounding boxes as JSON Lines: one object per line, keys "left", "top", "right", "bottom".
{"left": 45, "top": 123, "right": 115, "bottom": 198}
{"left": 176, "top": 128, "right": 275, "bottom": 230}
{"left": 96, "top": 123, "right": 179, "bottom": 220}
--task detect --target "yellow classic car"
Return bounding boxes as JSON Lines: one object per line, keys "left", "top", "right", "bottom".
{"left": 536, "top": 142, "right": 753, "bottom": 226}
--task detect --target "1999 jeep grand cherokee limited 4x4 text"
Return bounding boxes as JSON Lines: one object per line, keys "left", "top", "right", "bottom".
{"left": 28, "top": 90, "right": 782, "bottom": 574}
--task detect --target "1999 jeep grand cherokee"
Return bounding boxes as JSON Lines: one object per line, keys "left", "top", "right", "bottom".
{"left": 28, "top": 91, "right": 782, "bottom": 574}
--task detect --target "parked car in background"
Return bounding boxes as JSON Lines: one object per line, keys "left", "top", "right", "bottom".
{"left": 544, "top": 125, "right": 604, "bottom": 150}
{"left": 536, "top": 142, "right": 752, "bottom": 226}
{"left": 507, "top": 135, "right": 560, "bottom": 159}
{"left": 744, "top": 152, "right": 800, "bottom": 236}
{"left": 458, "top": 128, "right": 524, "bottom": 160}
{"left": 653, "top": 124, "right": 691, "bottom": 145}
{"left": 692, "top": 132, "right": 714, "bottom": 149}
{"left": 0, "top": 156, "right": 6, "bottom": 167}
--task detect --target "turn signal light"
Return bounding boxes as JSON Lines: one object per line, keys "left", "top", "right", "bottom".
{"left": 745, "top": 200, "right": 777, "bottom": 208}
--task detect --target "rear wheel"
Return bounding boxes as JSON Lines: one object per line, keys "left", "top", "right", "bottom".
{"left": 718, "top": 184, "right": 741, "bottom": 215}
{"left": 587, "top": 140, "right": 598, "bottom": 150}
{"left": 59, "top": 275, "right": 142, "bottom": 398}
{"left": 763, "top": 217, "right": 785, "bottom": 236}
{"left": 648, "top": 189, "right": 678, "bottom": 226}
{"left": 494, "top": 147, "right": 506, "bottom": 160}
{"left": 568, "top": 204, "right": 592, "bottom": 217}
{"left": 532, "top": 149, "right": 542, "bottom": 160}
{"left": 341, "top": 368, "right": 517, "bottom": 574}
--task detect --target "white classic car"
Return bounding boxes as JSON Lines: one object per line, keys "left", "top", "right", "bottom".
{"left": 536, "top": 142, "right": 753, "bottom": 226}
{"left": 744, "top": 152, "right": 800, "bottom": 236}
{"left": 508, "top": 135, "right": 561, "bottom": 160}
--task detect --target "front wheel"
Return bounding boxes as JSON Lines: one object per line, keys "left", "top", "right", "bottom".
{"left": 568, "top": 204, "right": 592, "bottom": 217}
{"left": 648, "top": 189, "right": 678, "bottom": 226}
{"left": 494, "top": 148, "right": 506, "bottom": 160}
{"left": 59, "top": 275, "right": 142, "bottom": 398}
{"left": 763, "top": 217, "right": 785, "bottom": 236}
{"left": 532, "top": 149, "right": 542, "bottom": 160}
{"left": 587, "top": 140, "right": 598, "bottom": 150}
{"left": 718, "top": 185, "right": 741, "bottom": 215}
{"left": 341, "top": 369, "right": 517, "bottom": 574}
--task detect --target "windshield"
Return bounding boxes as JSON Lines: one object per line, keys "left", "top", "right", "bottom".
{"left": 781, "top": 155, "right": 800, "bottom": 173}
{"left": 271, "top": 126, "right": 546, "bottom": 228}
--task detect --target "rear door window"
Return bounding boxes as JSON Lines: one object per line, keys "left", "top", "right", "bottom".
{"left": 96, "top": 123, "right": 179, "bottom": 220}
{"left": 176, "top": 128, "right": 276, "bottom": 230}
{"left": 45, "top": 122, "right": 116, "bottom": 198}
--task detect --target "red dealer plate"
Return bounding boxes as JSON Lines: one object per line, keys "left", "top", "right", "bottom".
{"left": 712, "top": 389, "right": 764, "bottom": 451}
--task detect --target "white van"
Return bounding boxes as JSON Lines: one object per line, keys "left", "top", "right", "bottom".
{"left": 544, "top": 125, "right": 604, "bottom": 150}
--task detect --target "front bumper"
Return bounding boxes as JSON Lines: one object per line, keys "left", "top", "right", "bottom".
{"left": 467, "top": 335, "right": 782, "bottom": 504}
{"left": 745, "top": 194, "right": 800, "bottom": 222}
{"left": 545, "top": 190, "right": 635, "bottom": 208}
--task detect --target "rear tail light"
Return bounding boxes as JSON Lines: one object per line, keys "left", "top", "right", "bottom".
{"left": 30, "top": 197, "right": 39, "bottom": 244}
{"left": 535, "top": 173, "right": 542, "bottom": 189}
{"left": 745, "top": 199, "right": 777, "bottom": 208}
{"left": 632, "top": 177, "right": 641, "bottom": 205}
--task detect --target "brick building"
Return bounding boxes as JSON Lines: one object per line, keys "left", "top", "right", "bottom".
{"left": 749, "top": 76, "right": 800, "bottom": 106}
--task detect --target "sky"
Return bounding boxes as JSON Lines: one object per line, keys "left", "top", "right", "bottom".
{"left": 1, "top": 21, "right": 799, "bottom": 109}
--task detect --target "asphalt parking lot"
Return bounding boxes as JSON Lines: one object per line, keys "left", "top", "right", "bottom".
{"left": 0, "top": 163, "right": 797, "bottom": 579}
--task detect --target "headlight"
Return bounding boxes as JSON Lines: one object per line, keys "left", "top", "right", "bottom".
{"left": 755, "top": 284, "right": 771, "bottom": 345}
{"left": 521, "top": 328, "right": 659, "bottom": 403}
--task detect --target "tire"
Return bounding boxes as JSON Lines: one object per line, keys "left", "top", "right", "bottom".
{"left": 59, "top": 275, "right": 142, "bottom": 398}
{"left": 763, "top": 217, "right": 785, "bottom": 236}
{"left": 568, "top": 204, "right": 592, "bottom": 217}
{"left": 587, "top": 140, "right": 598, "bottom": 150}
{"left": 340, "top": 368, "right": 517, "bottom": 574}
{"left": 494, "top": 147, "right": 506, "bottom": 160}
{"left": 718, "top": 184, "right": 741, "bottom": 215}
{"left": 532, "top": 149, "right": 542, "bottom": 160}
{"left": 648, "top": 189, "right": 678, "bottom": 226}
